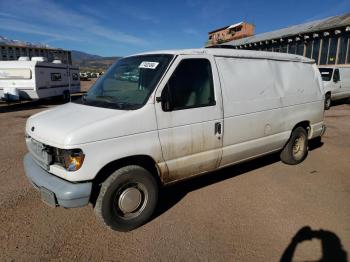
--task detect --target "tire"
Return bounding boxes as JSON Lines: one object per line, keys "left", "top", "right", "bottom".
{"left": 324, "top": 93, "right": 331, "bottom": 110}
{"left": 62, "top": 90, "right": 70, "bottom": 103}
{"left": 280, "top": 127, "right": 308, "bottom": 165}
{"left": 94, "top": 165, "right": 158, "bottom": 231}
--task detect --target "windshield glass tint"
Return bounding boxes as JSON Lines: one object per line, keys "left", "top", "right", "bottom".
{"left": 75, "top": 54, "right": 173, "bottom": 110}
{"left": 319, "top": 68, "right": 333, "bottom": 81}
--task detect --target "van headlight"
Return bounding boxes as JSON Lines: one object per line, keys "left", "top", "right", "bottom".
{"left": 55, "top": 149, "right": 85, "bottom": 172}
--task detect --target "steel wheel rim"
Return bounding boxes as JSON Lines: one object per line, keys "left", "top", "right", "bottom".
{"left": 292, "top": 135, "right": 306, "bottom": 160}
{"left": 326, "top": 97, "right": 331, "bottom": 108}
{"left": 114, "top": 183, "right": 149, "bottom": 219}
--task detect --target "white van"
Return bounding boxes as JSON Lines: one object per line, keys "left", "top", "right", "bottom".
{"left": 319, "top": 66, "right": 350, "bottom": 109}
{"left": 23, "top": 48, "right": 325, "bottom": 231}
{"left": 0, "top": 57, "right": 80, "bottom": 101}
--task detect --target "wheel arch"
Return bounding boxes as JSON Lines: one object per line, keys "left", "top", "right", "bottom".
{"left": 89, "top": 155, "right": 162, "bottom": 205}
{"left": 292, "top": 121, "right": 311, "bottom": 138}
{"left": 94, "top": 155, "right": 162, "bottom": 184}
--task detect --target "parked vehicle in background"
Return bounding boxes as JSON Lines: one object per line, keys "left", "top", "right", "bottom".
{"left": 319, "top": 66, "right": 350, "bottom": 109}
{"left": 23, "top": 48, "right": 325, "bottom": 232}
{"left": 79, "top": 72, "right": 90, "bottom": 81}
{"left": 0, "top": 57, "right": 80, "bottom": 102}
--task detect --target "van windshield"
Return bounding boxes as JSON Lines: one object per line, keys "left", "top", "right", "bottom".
{"left": 319, "top": 68, "right": 333, "bottom": 81}
{"left": 74, "top": 54, "right": 173, "bottom": 110}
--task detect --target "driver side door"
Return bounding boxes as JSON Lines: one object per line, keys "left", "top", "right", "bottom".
{"left": 154, "top": 55, "right": 224, "bottom": 183}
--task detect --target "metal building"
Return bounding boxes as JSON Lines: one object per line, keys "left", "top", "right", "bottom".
{"left": 0, "top": 36, "right": 72, "bottom": 65}
{"left": 217, "top": 13, "right": 350, "bottom": 66}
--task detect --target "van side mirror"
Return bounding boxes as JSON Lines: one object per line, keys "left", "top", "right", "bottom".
{"left": 333, "top": 70, "right": 340, "bottom": 83}
{"left": 159, "top": 84, "right": 173, "bottom": 111}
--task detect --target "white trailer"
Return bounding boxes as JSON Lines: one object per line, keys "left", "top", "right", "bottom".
{"left": 0, "top": 57, "right": 80, "bottom": 101}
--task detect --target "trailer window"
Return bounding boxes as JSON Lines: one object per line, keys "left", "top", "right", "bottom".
{"left": 72, "top": 73, "right": 79, "bottom": 81}
{"left": 51, "top": 73, "right": 61, "bottom": 81}
{"left": 0, "top": 68, "right": 32, "bottom": 79}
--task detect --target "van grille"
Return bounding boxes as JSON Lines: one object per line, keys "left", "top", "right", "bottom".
{"left": 26, "top": 137, "right": 53, "bottom": 170}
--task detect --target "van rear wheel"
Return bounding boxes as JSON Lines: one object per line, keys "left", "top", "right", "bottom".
{"left": 280, "top": 127, "right": 308, "bottom": 165}
{"left": 94, "top": 165, "right": 158, "bottom": 231}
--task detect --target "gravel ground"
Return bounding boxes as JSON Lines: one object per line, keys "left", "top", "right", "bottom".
{"left": 0, "top": 81, "right": 349, "bottom": 261}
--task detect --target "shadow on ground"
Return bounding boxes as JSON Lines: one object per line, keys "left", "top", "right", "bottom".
{"left": 329, "top": 97, "right": 350, "bottom": 108}
{"left": 154, "top": 138, "right": 323, "bottom": 219}
{"left": 280, "top": 226, "right": 348, "bottom": 262}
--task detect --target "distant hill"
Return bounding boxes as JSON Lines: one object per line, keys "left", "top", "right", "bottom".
{"left": 71, "top": 50, "right": 121, "bottom": 72}
{"left": 0, "top": 35, "right": 120, "bottom": 72}
{"left": 71, "top": 50, "right": 102, "bottom": 62}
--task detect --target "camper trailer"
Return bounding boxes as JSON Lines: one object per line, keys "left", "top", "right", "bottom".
{"left": 0, "top": 57, "right": 80, "bottom": 101}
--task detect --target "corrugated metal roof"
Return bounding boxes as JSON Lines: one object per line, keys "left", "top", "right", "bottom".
{"left": 220, "top": 13, "right": 350, "bottom": 46}
{"left": 228, "top": 22, "right": 243, "bottom": 29}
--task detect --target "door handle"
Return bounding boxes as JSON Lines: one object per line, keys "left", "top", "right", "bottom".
{"left": 215, "top": 122, "right": 222, "bottom": 136}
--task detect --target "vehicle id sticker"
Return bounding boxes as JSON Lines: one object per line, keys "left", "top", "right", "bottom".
{"left": 139, "top": 61, "right": 159, "bottom": 69}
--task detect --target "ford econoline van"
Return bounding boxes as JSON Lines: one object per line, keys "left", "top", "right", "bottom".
{"left": 319, "top": 66, "right": 350, "bottom": 109}
{"left": 23, "top": 48, "right": 326, "bottom": 231}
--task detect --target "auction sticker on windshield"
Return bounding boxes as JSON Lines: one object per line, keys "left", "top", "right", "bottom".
{"left": 139, "top": 61, "right": 159, "bottom": 69}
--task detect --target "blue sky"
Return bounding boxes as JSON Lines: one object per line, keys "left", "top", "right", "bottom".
{"left": 0, "top": 0, "right": 349, "bottom": 57}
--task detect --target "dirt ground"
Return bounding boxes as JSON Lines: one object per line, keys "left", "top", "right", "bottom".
{"left": 0, "top": 81, "right": 349, "bottom": 261}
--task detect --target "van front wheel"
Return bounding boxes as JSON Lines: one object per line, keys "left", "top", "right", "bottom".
{"left": 325, "top": 93, "right": 331, "bottom": 110}
{"left": 94, "top": 165, "right": 158, "bottom": 231}
{"left": 280, "top": 127, "right": 308, "bottom": 165}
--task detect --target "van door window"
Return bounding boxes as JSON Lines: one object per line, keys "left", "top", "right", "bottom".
{"left": 164, "top": 59, "right": 215, "bottom": 111}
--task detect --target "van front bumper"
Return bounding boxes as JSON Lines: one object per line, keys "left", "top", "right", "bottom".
{"left": 23, "top": 153, "right": 92, "bottom": 208}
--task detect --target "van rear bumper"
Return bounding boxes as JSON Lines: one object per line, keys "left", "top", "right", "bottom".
{"left": 310, "top": 123, "right": 326, "bottom": 139}
{"left": 23, "top": 153, "right": 92, "bottom": 208}
{"left": 320, "top": 124, "right": 326, "bottom": 137}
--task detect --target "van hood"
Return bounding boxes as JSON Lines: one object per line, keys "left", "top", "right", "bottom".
{"left": 26, "top": 102, "right": 153, "bottom": 147}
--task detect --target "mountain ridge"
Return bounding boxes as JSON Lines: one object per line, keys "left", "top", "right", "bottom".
{"left": 71, "top": 50, "right": 121, "bottom": 72}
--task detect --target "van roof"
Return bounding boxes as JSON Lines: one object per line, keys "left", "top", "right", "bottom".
{"left": 132, "top": 48, "right": 314, "bottom": 64}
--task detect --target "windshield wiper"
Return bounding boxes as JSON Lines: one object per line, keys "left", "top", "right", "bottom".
{"left": 77, "top": 95, "right": 139, "bottom": 110}
{"left": 95, "top": 95, "right": 118, "bottom": 103}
